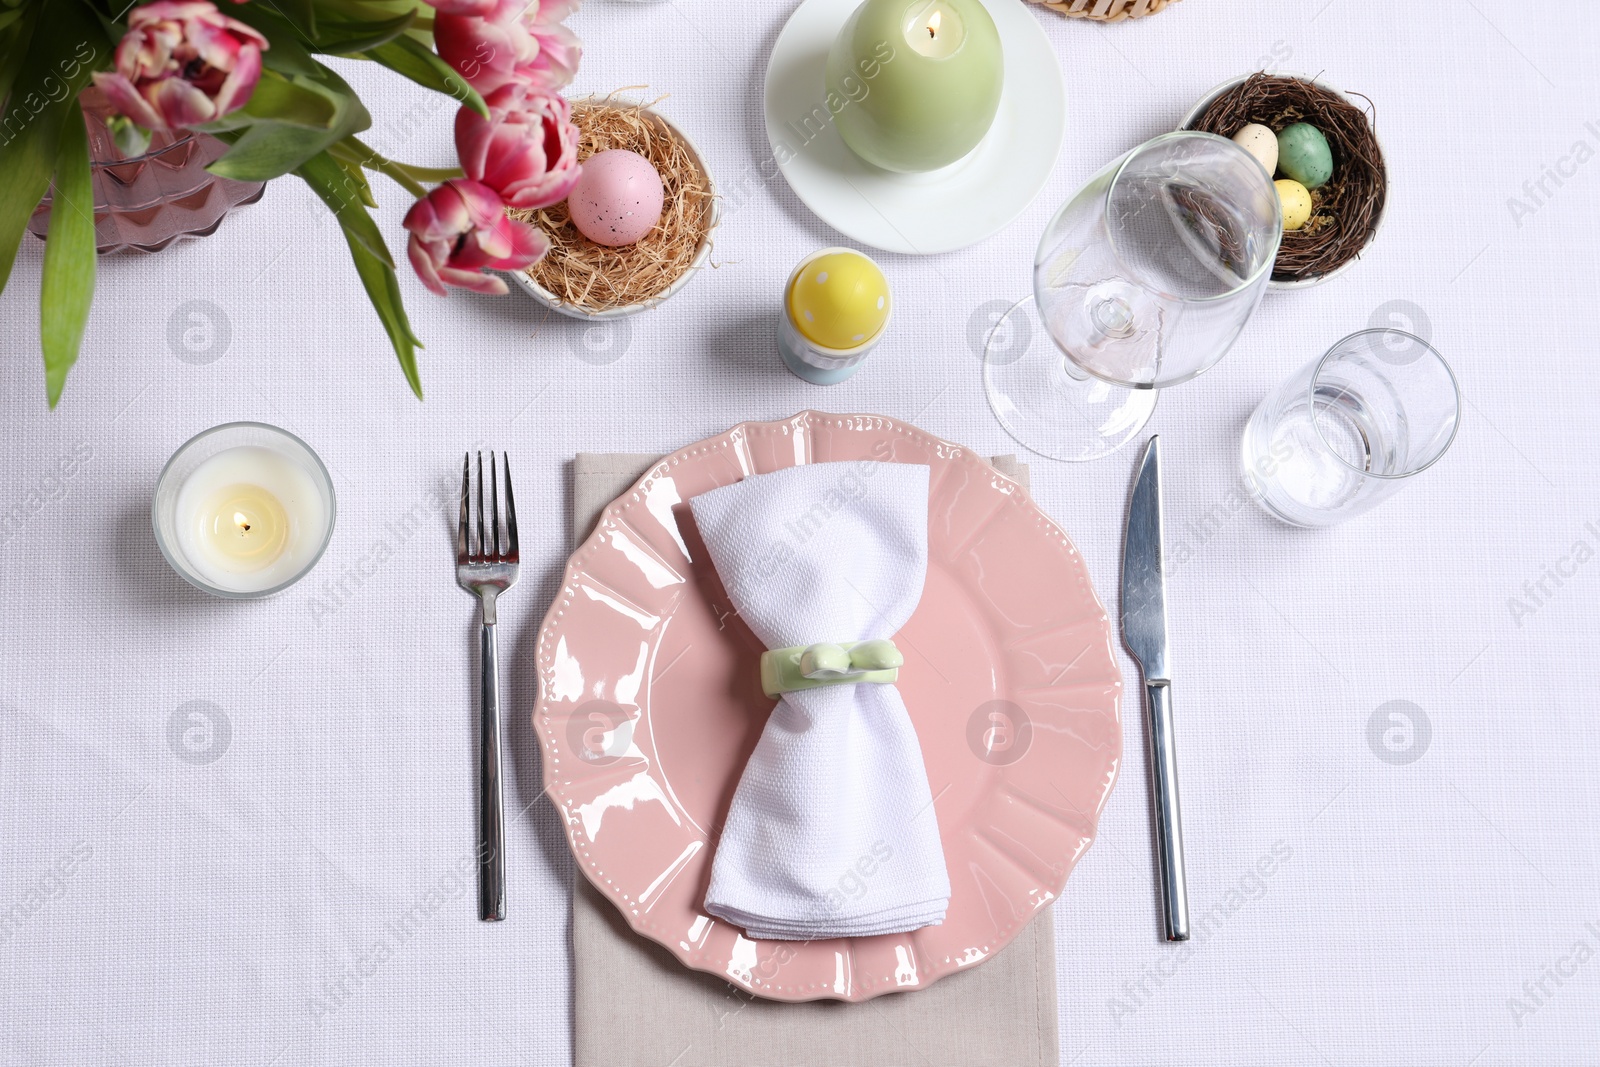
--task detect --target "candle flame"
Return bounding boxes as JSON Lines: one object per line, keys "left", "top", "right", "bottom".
{"left": 926, "top": 9, "right": 940, "bottom": 37}
{"left": 234, "top": 511, "right": 251, "bottom": 534}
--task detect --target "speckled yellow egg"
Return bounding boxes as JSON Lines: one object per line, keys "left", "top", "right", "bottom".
{"left": 787, "top": 250, "right": 890, "bottom": 350}
{"left": 1231, "top": 123, "right": 1278, "bottom": 176}
{"left": 1275, "top": 179, "right": 1313, "bottom": 231}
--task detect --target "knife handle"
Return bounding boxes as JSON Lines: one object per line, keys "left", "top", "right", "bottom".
{"left": 1145, "top": 680, "right": 1190, "bottom": 941}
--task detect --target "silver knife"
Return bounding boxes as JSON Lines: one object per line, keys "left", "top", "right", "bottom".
{"left": 1121, "top": 436, "right": 1190, "bottom": 942}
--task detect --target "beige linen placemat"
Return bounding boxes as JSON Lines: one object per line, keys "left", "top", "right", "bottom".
{"left": 569, "top": 453, "right": 1059, "bottom": 1067}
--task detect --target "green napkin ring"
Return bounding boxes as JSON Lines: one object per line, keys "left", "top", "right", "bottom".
{"left": 760, "top": 639, "right": 905, "bottom": 698}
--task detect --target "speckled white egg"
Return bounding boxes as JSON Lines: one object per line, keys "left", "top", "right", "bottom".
{"left": 568, "top": 150, "right": 665, "bottom": 247}
{"left": 1231, "top": 123, "right": 1278, "bottom": 176}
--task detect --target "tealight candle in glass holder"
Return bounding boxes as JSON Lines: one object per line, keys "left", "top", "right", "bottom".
{"left": 153, "top": 422, "right": 336, "bottom": 598}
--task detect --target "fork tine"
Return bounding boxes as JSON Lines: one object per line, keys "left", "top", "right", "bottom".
{"left": 475, "top": 451, "right": 487, "bottom": 560}
{"left": 489, "top": 450, "right": 502, "bottom": 559}
{"left": 458, "top": 453, "right": 470, "bottom": 560}
{"left": 502, "top": 452, "right": 518, "bottom": 560}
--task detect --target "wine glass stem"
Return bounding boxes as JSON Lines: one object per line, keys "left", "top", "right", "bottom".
{"left": 1059, "top": 292, "right": 1140, "bottom": 383}
{"left": 1061, "top": 356, "right": 1095, "bottom": 383}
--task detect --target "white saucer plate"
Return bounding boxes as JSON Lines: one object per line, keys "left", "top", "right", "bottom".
{"left": 764, "top": 0, "right": 1066, "bottom": 255}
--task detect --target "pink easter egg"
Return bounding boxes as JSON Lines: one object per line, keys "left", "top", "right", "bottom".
{"left": 567, "top": 149, "right": 665, "bottom": 247}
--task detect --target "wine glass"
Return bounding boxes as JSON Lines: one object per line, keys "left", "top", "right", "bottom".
{"left": 984, "top": 131, "right": 1282, "bottom": 461}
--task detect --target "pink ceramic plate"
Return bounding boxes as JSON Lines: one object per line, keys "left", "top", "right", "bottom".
{"left": 535, "top": 412, "right": 1123, "bottom": 1002}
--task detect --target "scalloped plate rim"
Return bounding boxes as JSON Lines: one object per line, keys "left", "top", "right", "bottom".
{"left": 534, "top": 410, "right": 1123, "bottom": 1002}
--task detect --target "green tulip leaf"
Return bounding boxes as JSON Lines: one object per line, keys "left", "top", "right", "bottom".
{"left": 334, "top": 155, "right": 378, "bottom": 208}
{"left": 40, "top": 106, "right": 95, "bottom": 409}
{"left": 340, "top": 225, "right": 424, "bottom": 400}
{"left": 0, "top": 3, "right": 38, "bottom": 108}
{"left": 293, "top": 148, "right": 421, "bottom": 396}
{"left": 207, "top": 64, "right": 371, "bottom": 181}
{"left": 308, "top": 9, "right": 417, "bottom": 53}
{"left": 316, "top": 0, "right": 431, "bottom": 18}
{"left": 225, "top": 6, "right": 325, "bottom": 77}
{"left": 274, "top": 0, "right": 318, "bottom": 39}
{"left": 105, "top": 115, "right": 152, "bottom": 157}
{"left": 237, "top": 70, "right": 341, "bottom": 129}
{"left": 0, "top": 0, "right": 106, "bottom": 297}
{"left": 230, "top": 0, "right": 418, "bottom": 58}
{"left": 294, "top": 149, "right": 393, "bottom": 268}
{"left": 364, "top": 35, "right": 487, "bottom": 119}
{"left": 208, "top": 122, "right": 341, "bottom": 180}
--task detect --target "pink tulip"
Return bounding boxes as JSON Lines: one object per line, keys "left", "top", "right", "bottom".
{"left": 403, "top": 180, "right": 550, "bottom": 296}
{"left": 91, "top": 1, "right": 268, "bottom": 129}
{"left": 434, "top": 0, "right": 582, "bottom": 94}
{"left": 427, "top": 0, "right": 581, "bottom": 20}
{"left": 520, "top": 20, "right": 581, "bottom": 90}
{"left": 455, "top": 83, "right": 580, "bottom": 210}
{"left": 424, "top": 0, "right": 498, "bottom": 13}
{"left": 530, "top": 0, "right": 583, "bottom": 20}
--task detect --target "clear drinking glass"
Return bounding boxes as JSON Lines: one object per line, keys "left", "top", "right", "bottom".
{"left": 985, "top": 131, "right": 1281, "bottom": 461}
{"left": 1242, "top": 329, "right": 1461, "bottom": 527}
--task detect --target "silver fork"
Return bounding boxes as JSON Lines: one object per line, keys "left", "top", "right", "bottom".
{"left": 457, "top": 451, "right": 518, "bottom": 922}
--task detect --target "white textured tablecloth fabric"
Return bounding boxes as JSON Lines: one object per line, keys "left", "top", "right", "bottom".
{"left": 0, "top": 0, "right": 1597, "bottom": 1064}
{"left": 570, "top": 453, "right": 1056, "bottom": 1067}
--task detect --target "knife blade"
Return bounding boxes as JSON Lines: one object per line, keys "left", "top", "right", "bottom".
{"left": 1121, "top": 436, "right": 1190, "bottom": 942}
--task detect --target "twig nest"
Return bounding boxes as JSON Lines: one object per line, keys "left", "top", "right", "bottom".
{"left": 1187, "top": 73, "right": 1387, "bottom": 285}
{"left": 510, "top": 97, "right": 715, "bottom": 314}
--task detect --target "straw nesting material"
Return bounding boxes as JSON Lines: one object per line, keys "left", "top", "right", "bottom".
{"left": 512, "top": 97, "right": 715, "bottom": 313}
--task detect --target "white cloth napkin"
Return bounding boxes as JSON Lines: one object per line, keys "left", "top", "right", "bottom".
{"left": 688, "top": 461, "right": 951, "bottom": 940}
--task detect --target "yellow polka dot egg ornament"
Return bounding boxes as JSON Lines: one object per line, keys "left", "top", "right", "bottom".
{"left": 786, "top": 250, "right": 891, "bottom": 351}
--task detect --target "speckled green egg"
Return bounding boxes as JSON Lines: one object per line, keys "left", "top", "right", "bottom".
{"left": 1276, "top": 123, "right": 1333, "bottom": 189}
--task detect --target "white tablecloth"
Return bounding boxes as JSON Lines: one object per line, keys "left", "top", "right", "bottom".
{"left": 1, "top": 1, "right": 1596, "bottom": 1064}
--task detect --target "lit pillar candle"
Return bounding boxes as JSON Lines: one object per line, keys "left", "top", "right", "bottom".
{"left": 907, "top": 2, "right": 962, "bottom": 58}
{"left": 826, "top": 0, "right": 1004, "bottom": 173}
{"left": 154, "top": 424, "right": 335, "bottom": 598}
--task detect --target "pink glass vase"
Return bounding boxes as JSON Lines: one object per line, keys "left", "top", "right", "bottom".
{"left": 28, "top": 88, "right": 265, "bottom": 254}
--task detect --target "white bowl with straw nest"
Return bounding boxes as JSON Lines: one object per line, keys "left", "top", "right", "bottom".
{"left": 507, "top": 94, "right": 718, "bottom": 320}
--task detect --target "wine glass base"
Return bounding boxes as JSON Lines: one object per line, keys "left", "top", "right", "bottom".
{"left": 982, "top": 296, "right": 1158, "bottom": 462}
